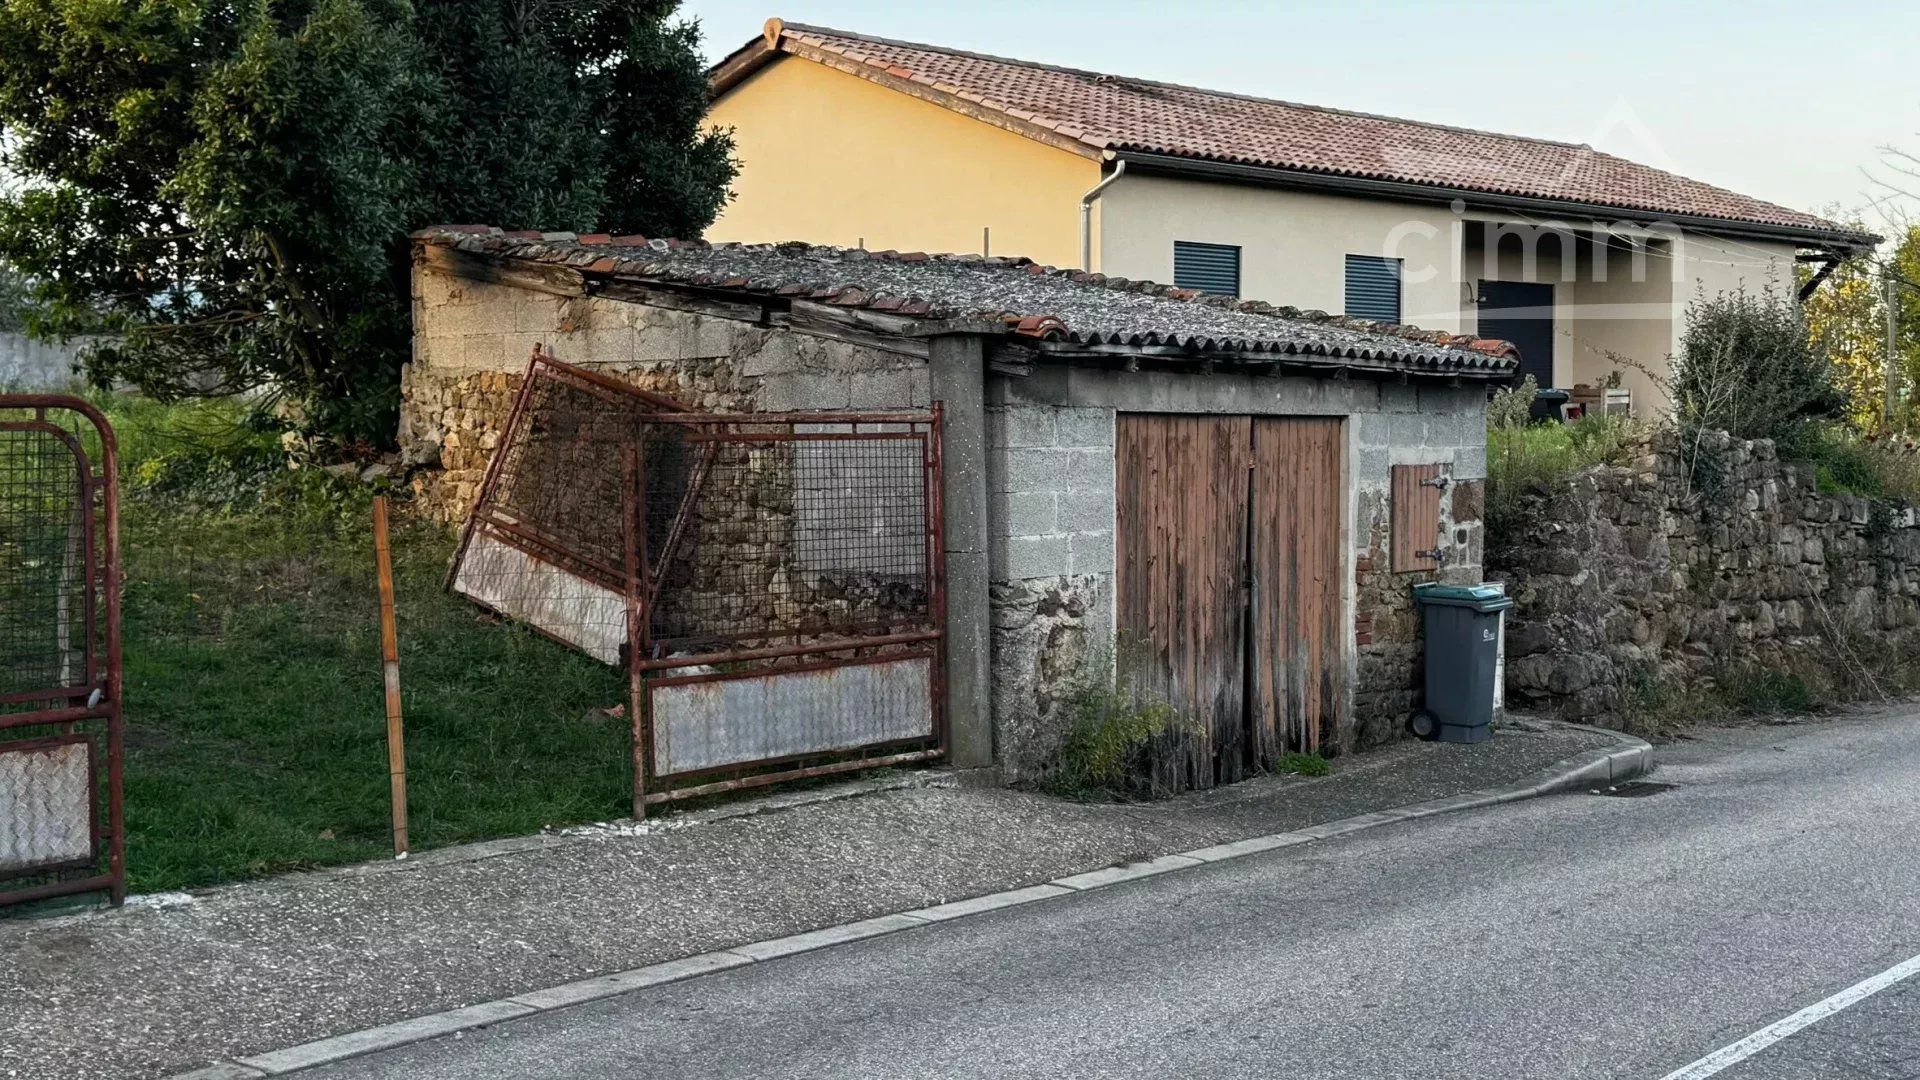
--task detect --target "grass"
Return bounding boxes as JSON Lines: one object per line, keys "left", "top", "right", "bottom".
{"left": 1274, "top": 752, "right": 1330, "bottom": 777}
{"left": 1485, "top": 396, "right": 1648, "bottom": 545}
{"left": 80, "top": 395, "right": 633, "bottom": 892}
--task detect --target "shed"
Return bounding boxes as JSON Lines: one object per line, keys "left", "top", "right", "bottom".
{"left": 406, "top": 226, "right": 1517, "bottom": 796}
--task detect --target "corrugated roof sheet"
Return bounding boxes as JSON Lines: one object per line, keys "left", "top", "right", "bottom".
{"left": 415, "top": 227, "right": 1521, "bottom": 377}
{"left": 715, "top": 20, "right": 1870, "bottom": 244}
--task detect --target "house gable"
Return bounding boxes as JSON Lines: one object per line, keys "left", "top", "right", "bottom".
{"left": 705, "top": 54, "right": 1100, "bottom": 268}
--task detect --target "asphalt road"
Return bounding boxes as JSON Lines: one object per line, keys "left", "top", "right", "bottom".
{"left": 308, "top": 707, "right": 1920, "bottom": 1080}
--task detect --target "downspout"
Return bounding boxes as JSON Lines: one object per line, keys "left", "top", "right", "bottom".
{"left": 1079, "top": 159, "right": 1126, "bottom": 271}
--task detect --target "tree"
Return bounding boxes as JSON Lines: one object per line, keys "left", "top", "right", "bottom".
{"left": 0, "top": 0, "right": 735, "bottom": 441}
{"left": 1802, "top": 224, "right": 1920, "bottom": 430}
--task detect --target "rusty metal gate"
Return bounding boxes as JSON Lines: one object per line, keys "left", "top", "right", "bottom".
{"left": 0, "top": 395, "right": 122, "bottom": 907}
{"left": 451, "top": 354, "right": 944, "bottom": 817}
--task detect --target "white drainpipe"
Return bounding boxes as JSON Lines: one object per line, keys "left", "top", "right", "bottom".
{"left": 1078, "top": 160, "right": 1127, "bottom": 271}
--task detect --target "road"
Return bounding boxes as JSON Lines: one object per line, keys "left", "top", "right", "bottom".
{"left": 309, "top": 707, "right": 1920, "bottom": 1080}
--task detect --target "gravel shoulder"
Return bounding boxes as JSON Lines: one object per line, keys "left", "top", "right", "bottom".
{"left": 1, "top": 723, "right": 1615, "bottom": 1080}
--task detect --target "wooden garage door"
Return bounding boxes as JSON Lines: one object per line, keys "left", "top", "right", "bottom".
{"left": 1115, "top": 415, "right": 1251, "bottom": 792}
{"left": 1116, "top": 414, "right": 1345, "bottom": 789}
{"left": 1250, "top": 417, "right": 1345, "bottom": 760}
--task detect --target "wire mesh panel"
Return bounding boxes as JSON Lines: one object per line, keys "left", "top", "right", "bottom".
{"left": 450, "top": 355, "right": 944, "bottom": 816}
{"left": 0, "top": 396, "right": 123, "bottom": 907}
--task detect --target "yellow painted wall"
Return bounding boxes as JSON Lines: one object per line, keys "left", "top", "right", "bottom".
{"left": 706, "top": 57, "right": 1100, "bottom": 266}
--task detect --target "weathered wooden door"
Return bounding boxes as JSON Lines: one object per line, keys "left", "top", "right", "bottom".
{"left": 1116, "top": 414, "right": 1345, "bottom": 789}
{"left": 1249, "top": 417, "right": 1345, "bottom": 760}
{"left": 1115, "top": 414, "right": 1251, "bottom": 791}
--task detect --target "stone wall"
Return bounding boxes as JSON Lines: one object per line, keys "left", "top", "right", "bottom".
{"left": 0, "top": 332, "right": 95, "bottom": 389}
{"left": 1490, "top": 433, "right": 1920, "bottom": 724}
{"left": 402, "top": 264, "right": 928, "bottom": 521}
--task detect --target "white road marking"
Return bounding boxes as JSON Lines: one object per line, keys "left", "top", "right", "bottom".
{"left": 1658, "top": 951, "right": 1920, "bottom": 1079}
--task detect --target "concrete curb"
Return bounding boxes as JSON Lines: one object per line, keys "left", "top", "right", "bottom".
{"left": 165, "top": 729, "right": 1652, "bottom": 1079}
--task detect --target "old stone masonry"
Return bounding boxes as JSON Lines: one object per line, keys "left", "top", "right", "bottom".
{"left": 1491, "top": 432, "right": 1920, "bottom": 724}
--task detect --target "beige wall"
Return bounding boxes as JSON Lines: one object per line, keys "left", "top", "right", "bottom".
{"left": 706, "top": 57, "right": 1100, "bottom": 266}
{"left": 1096, "top": 173, "right": 1467, "bottom": 333}
{"left": 1667, "top": 232, "right": 1802, "bottom": 359}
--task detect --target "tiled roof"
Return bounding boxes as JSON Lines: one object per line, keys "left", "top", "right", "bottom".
{"left": 713, "top": 20, "right": 1871, "bottom": 245}
{"left": 415, "top": 227, "right": 1521, "bottom": 378}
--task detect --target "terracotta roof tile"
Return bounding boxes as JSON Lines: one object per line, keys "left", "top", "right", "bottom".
{"left": 733, "top": 21, "right": 1868, "bottom": 243}
{"left": 414, "top": 227, "right": 1520, "bottom": 377}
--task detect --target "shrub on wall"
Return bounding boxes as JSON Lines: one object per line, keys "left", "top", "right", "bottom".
{"left": 1669, "top": 287, "right": 1844, "bottom": 450}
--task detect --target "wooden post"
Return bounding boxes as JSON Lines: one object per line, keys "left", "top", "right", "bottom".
{"left": 372, "top": 496, "right": 409, "bottom": 856}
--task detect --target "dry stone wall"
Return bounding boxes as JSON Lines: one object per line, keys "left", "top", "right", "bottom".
{"left": 1490, "top": 433, "right": 1920, "bottom": 724}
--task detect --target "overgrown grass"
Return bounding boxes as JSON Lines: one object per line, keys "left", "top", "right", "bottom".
{"left": 1619, "top": 639, "right": 1920, "bottom": 741}
{"left": 1485, "top": 378, "right": 1649, "bottom": 543}
{"left": 1779, "top": 425, "right": 1920, "bottom": 503}
{"left": 84, "top": 395, "right": 632, "bottom": 891}
{"left": 1045, "top": 637, "right": 1195, "bottom": 801}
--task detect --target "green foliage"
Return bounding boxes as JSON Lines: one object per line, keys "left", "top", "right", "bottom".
{"left": 1484, "top": 383, "right": 1649, "bottom": 546}
{"left": 1275, "top": 752, "right": 1330, "bottom": 777}
{"left": 1048, "top": 637, "right": 1193, "bottom": 800}
{"left": 1801, "top": 224, "right": 1920, "bottom": 430}
{"left": 96, "top": 396, "right": 631, "bottom": 890}
{"left": 1776, "top": 424, "right": 1920, "bottom": 504}
{"left": 1670, "top": 287, "right": 1843, "bottom": 451}
{"left": 1486, "top": 374, "right": 1539, "bottom": 430}
{"left": 0, "top": 0, "right": 735, "bottom": 444}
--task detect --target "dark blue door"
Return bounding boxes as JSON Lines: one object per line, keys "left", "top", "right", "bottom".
{"left": 1477, "top": 280, "right": 1556, "bottom": 419}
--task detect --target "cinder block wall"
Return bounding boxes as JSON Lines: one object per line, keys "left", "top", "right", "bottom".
{"left": 403, "top": 264, "right": 928, "bottom": 520}
{"left": 983, "top": 401, "right": 1118, "bottom": 781}
{"left": 985, "top": 367, "right": 1490, "bottom": 777}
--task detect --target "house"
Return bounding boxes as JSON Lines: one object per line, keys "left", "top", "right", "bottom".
{"left": 404, "top": 226, "right": 1516, "bottom": 798}
{"left": 705, "top": 19, "right": 1878, "bottom": 417}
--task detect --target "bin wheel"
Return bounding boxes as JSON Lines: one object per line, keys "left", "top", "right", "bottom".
{"left": 1408, "top": 710, "right": 1438, "bottom": 739}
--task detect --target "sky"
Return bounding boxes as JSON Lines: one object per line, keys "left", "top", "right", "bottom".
{"left": 681, "top": 0, "right": 1920, "bottom": 235}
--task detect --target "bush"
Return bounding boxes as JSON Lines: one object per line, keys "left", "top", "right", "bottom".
{"left": 1669, "top": 287, "right": 1843, "bottom": 450}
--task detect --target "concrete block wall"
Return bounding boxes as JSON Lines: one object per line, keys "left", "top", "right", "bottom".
{"left": 985, "top": 365, "right": 1495, "bottom": 770}
{"left": 982, "top": 402, "right": 1117, "bottom": 782}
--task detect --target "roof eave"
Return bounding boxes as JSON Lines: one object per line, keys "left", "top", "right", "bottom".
{"left": 707, "top": 37, "right": 781, "bottom": 99}
{"left": 1112, "top": 151, "right": 1881, "bottom": 252}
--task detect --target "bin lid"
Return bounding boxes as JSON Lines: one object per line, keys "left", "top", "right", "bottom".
{"left": 1412, "top": 582, "right": 1515, "bottom": 611}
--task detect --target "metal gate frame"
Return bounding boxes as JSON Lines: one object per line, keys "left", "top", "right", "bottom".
{"left": 0, "top": 395, "right": 123, "bottom": 908}
{"left": 452, "top": 354, "right": 945, "bottom": 821}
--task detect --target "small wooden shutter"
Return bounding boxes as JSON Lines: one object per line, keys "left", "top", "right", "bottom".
{"left": 1344, "top": 255, "right": 1402, "bottom": 322}
{"left": 1391, "top": 464, "right": 1444, "bottom": 572}
{"left": 1173, "top": 242, "right": 1241, "bottom": 297}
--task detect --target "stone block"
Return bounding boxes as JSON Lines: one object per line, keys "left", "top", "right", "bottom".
{"left": 848, "top": 368, "right": 922, "bottom": 409}
{"left": 1069, "top": 530, "right": 1115, "bottom": 574}
{"left": 1055, "top": 407, "right": 1114, "bottom": 448}
{"left": 996, "top": 534, "right": 1071, "bottom": 579}
{"left": 992, "top": 491, "right": 1057, "bottom": 538}
{"left": 994, "top": 406, "right": 1058, "bottom": 448}
{"left": 740, "top": 333, "right": 804, "bottom": 377}
{"left": 1003, "top": 448, "right": 1075, "bottom": 493}
{"left": 756, "top": 371, "right": 852, "bottom": 411}
{"left": 1065, "top": 449, "right": 1115, "bottom": 492}
{"left": 1057, "top": 491, "right": 1115, "bottom": 533}
{"left": 1453, "top": 443, "right": 1487, "bottom": 481}
{"left": 1382, "top": 382, "right": 1420, "bottom": 413}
